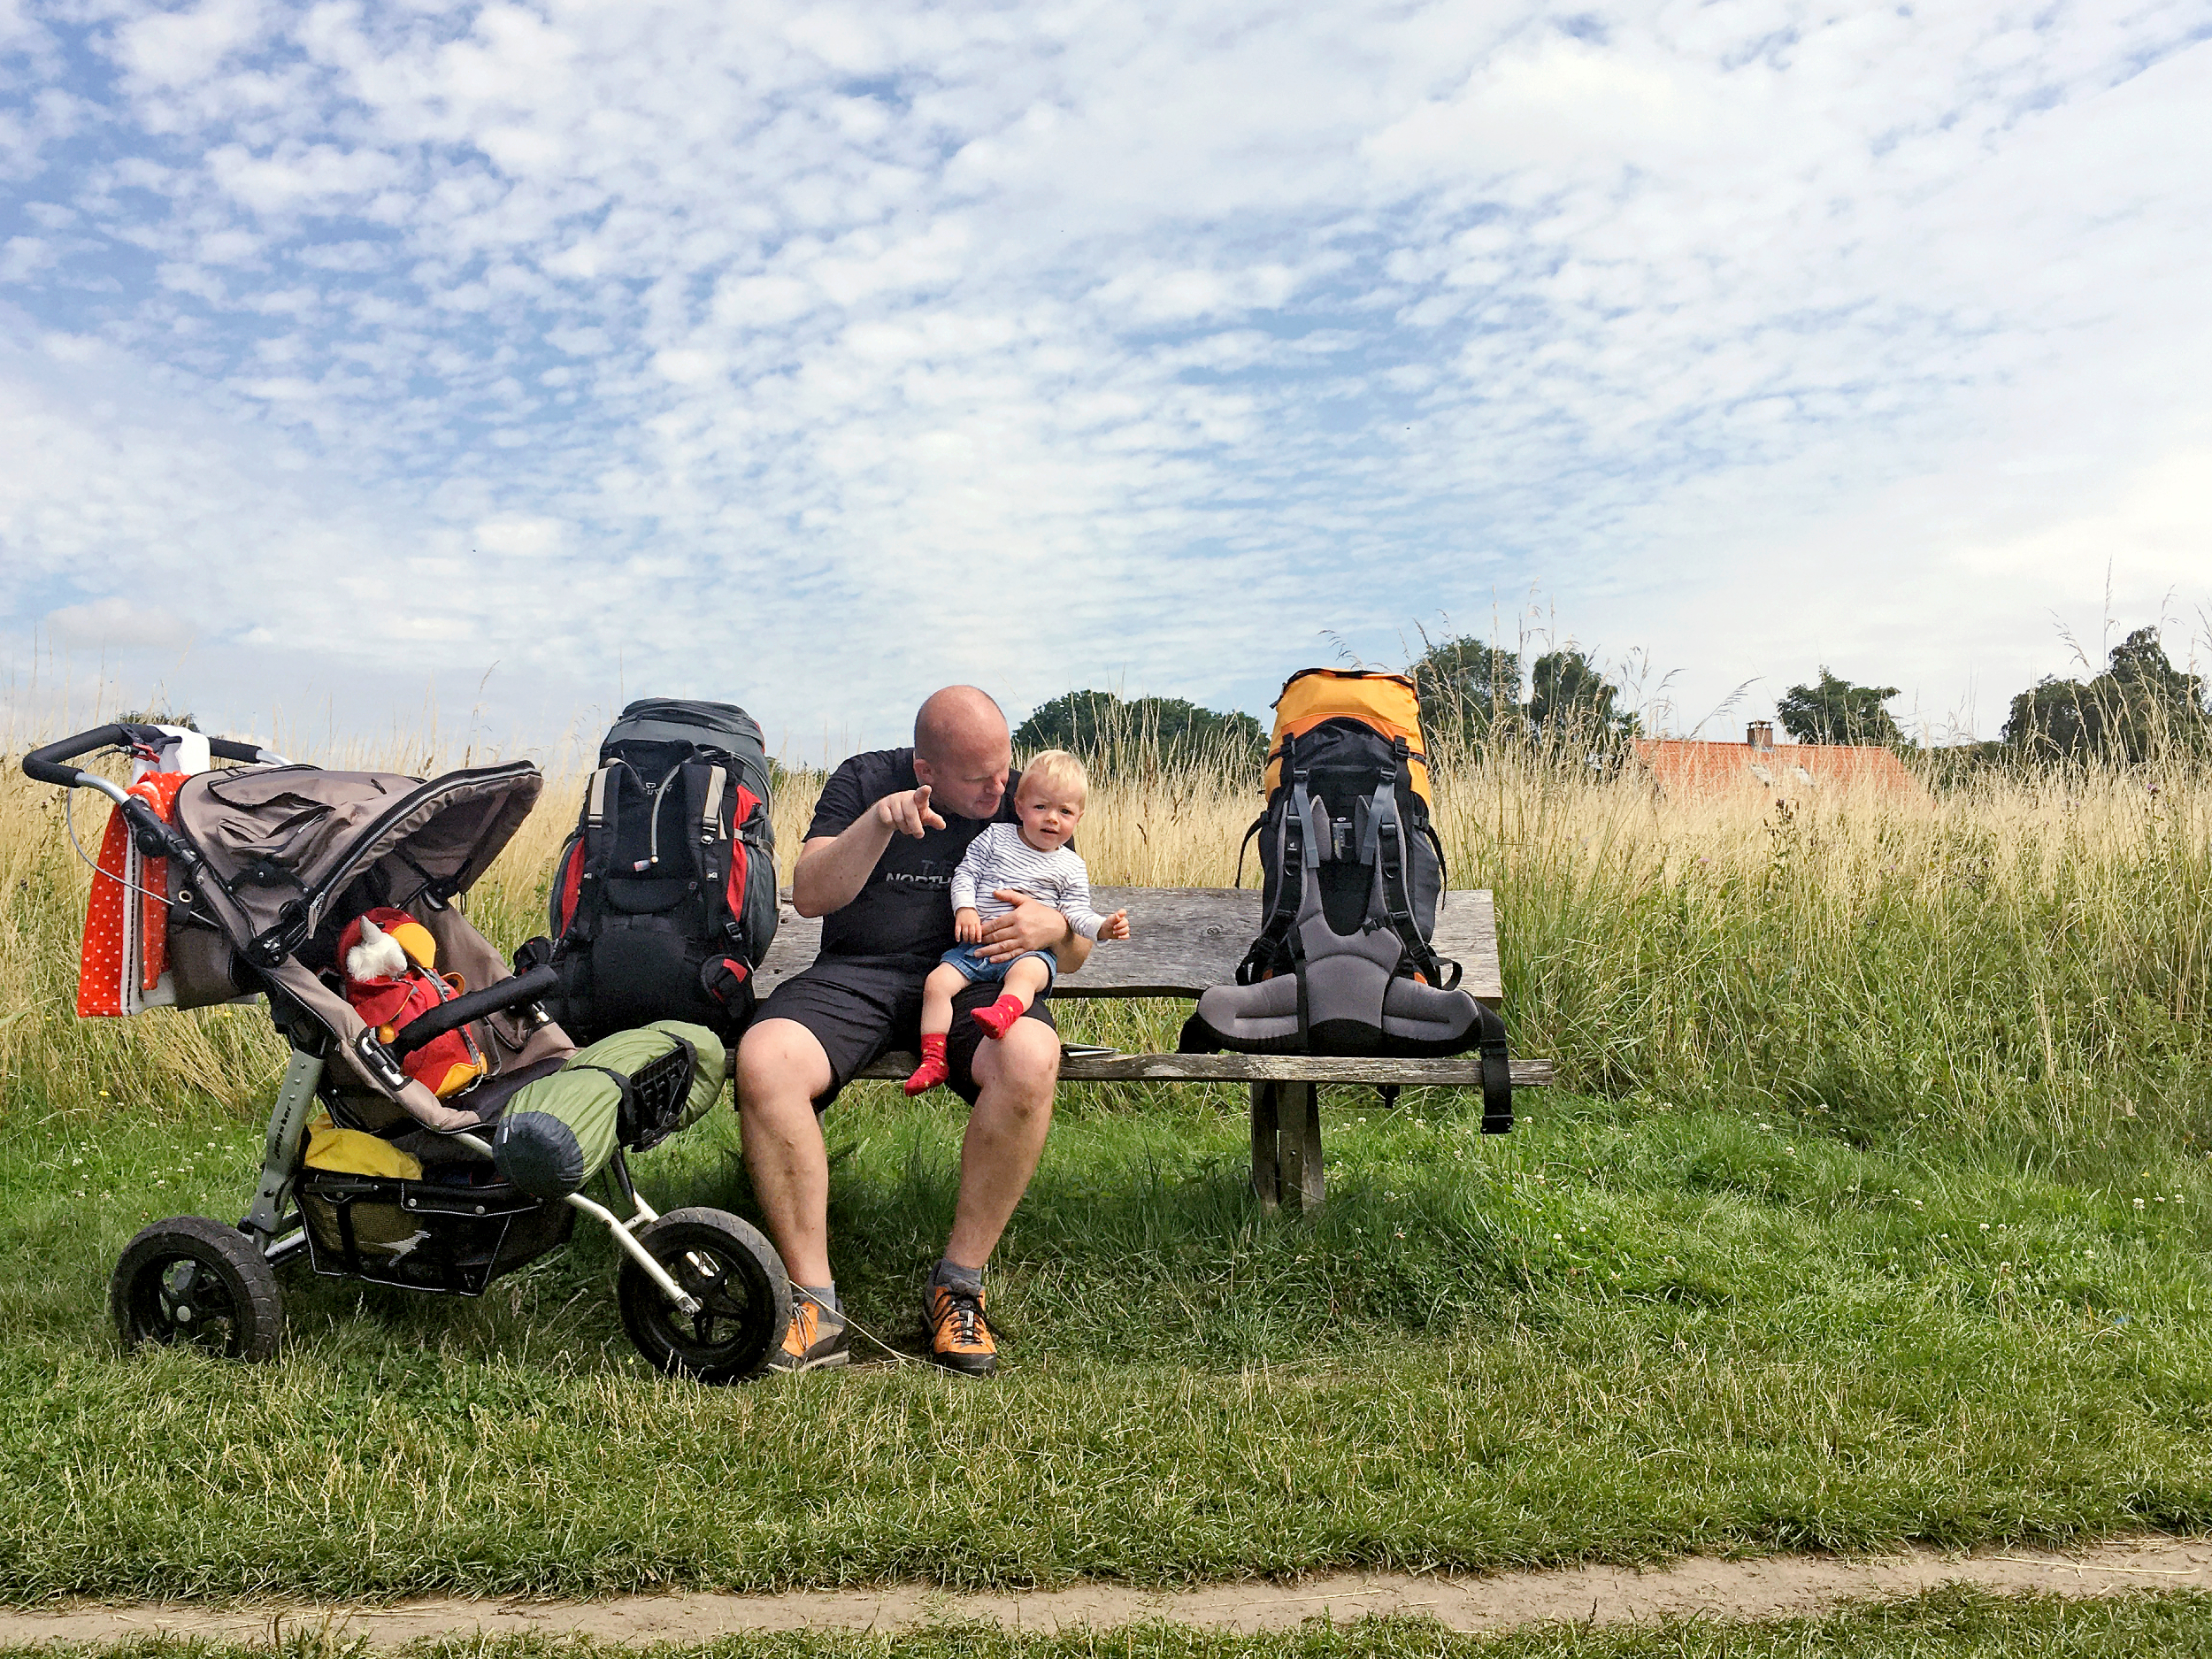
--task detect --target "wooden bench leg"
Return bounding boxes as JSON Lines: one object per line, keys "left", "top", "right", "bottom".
{"left": 1279, "top": 1081, "right": 1324, "bottom": 1211}
{"left": 1252, "top": 1081, "right": 1325, "bottom": 1212}
{"left": 1250, "top": 1081, "right": 1280, "bottom": 1212}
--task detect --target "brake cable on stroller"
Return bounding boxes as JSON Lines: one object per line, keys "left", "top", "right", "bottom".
{"left": 61, "top": 791, "right": 171, "bottom": 909}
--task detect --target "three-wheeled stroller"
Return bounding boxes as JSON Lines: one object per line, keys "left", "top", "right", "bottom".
{"left": 26, "top": 723, "right": 791, "bottom": 1381}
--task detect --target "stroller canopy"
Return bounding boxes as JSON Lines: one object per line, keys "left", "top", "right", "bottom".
{"left": 174, "top": 762, "right": 542, "bottom": 948}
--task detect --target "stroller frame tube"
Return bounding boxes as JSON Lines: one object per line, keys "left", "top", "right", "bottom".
{"left": 567, "top": 1165, "right": 701, "bottom": 1317}
{"left": 243, "top": 1047, "right": 324, "bottom": 1243}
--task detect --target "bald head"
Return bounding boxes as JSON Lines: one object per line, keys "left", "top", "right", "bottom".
{"left": 911, "top": 685, "right": 1012, "bottom": 820}
{"left": 915, "top": 686, "right": 1006, "bottom": 761}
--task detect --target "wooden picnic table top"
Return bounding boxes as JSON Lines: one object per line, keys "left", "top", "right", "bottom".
{"left": 757, "top": 886, "right": 1505, "bottom": 1006}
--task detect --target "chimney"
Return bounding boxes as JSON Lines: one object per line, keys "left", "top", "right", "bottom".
{"left": 1746, "top": 720, "right": 1775, "bottom": 751}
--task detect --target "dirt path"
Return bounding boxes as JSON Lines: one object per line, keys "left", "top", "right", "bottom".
{"left": 3, "top": 1536, "right": 2207, "bottom": 1647}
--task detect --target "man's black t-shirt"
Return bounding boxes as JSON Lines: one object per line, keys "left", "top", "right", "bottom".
{"left": 805, "top": 748, "right": 1024, "bottom": 974}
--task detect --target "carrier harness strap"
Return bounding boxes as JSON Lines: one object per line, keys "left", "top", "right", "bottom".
{"left": 1475, "top": 1001, "right": 1513, "bottom": 1134}
{"left": 1368, "top": 738, "right": 1460, "bottom": 991}
{"left": 1232, "top": 812, "right": 1265, "bottom": 889}
{"left": 1282, "top": 796, "right": 1315, "bottom": 1048}
{"left": 1235, "top": 738, "right": 1310, "bottom": 986}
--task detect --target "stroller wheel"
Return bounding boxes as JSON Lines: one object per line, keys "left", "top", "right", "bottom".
{"left": 111, "top": 1216, "right": 284, "bottom": 1362}
{"left": 618, "top": 1207, "right": 790, "bottom": 1384}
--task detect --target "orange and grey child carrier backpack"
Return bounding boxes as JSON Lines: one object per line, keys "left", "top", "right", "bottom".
{"left": 546, "top": 700, "right": 778, "bottom": 1044}
{"left": 1179, "top": 669, "right": 1511, "bottom": 1131}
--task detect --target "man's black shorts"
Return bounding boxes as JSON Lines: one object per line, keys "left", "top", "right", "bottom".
{"left": 753, "top": 957, "right": 1058, "bottom": 1109}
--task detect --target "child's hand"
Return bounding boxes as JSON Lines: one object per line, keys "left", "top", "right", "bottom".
{"left": 1101, "top": 910, "right": 1130, "bottom": 941}
{"left": 955, "top": 907, "right": 982, "bottom": 943}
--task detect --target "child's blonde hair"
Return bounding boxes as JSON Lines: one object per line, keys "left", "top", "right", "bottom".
{"left": 1018, "top": 749, "right": 1089, "bottom": 805}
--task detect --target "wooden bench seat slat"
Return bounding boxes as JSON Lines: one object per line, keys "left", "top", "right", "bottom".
{"left": 758, "top": 887, "right": 1504, "bottom": 1005}
{"left": 852, "top": 1052, "right": 1555, "bottom": 1087}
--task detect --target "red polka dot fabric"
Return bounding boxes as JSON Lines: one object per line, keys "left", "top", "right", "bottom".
{"left": 76, "top": 772, "right": 191, "bottom": 1018}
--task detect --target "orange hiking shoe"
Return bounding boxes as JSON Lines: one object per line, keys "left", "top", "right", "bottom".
{"left": 925, "top": 1280, "right": 998, "bottom": 1378}
{"left": 766, "top": 1294, "right": 850, "bottom": 1374}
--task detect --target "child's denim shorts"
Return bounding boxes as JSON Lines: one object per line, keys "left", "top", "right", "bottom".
{"left": 938, "top": 943, "right": 1057, "bottom": 992}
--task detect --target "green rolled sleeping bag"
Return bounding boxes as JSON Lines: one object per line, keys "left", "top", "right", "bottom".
{"left": 491, "top": 1020, "right": 726, "bottom": 1200}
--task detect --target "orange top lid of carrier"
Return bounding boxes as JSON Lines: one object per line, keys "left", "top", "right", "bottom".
{"left": 1263, "top": 668, "right": 1431, "bottom": 802}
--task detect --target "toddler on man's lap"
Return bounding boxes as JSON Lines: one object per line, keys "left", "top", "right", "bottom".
{"left": 905, "top": 749, "right": 1130, "bottom": 1094}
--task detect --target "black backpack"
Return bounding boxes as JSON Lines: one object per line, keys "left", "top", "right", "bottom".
{"left": 544, "top": 700, "right": 778, "bottom": 1045}
{"left": 1179, "top": 669, "right": 1510, "bottom": 1132}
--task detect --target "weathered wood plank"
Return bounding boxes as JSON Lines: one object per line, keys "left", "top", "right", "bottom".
{"left": 1249, "top": 1082, "right": 1279, "bottom": 1212}
{"left": 852, "top": 1051, "right": 1555, "bottom": 1086}
{"left": 757, "top": 887, "right": 1504, "bottom": 1004}
{"left": 1279, "top": 1081, "right": 1322, "bottom": 1210}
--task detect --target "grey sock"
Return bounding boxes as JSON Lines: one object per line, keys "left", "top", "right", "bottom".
{"left": 930, "top": 1258, "right": 984, "bottom": 1299}
{"left": 796, "top": 1282, "right": 842, "bottom": 1317}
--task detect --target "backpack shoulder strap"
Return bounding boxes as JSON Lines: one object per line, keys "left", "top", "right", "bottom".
{"left": 682, "top": 761, "right": 745, "bottom": 944}
{"left": 565, "top": 764, "right": 622, "bottom": 941}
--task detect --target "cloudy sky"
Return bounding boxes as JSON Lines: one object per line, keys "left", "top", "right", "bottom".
{"left": 2, "top": 0, "right": 2208, "bottom": 758}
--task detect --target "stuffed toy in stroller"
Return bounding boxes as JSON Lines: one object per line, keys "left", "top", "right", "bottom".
{"left": 340, "top": 909, "right": 488, "bottom": 1098}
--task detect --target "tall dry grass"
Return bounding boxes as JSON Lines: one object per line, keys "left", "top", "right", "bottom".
{"left": 4, "top": 722, "right": 2208, "bottom": 1152}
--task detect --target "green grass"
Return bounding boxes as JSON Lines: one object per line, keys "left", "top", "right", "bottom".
{"left": 4, "top": 993, "right": 2211, "bottom": 1603}
{"left": 10, "top": 1592, "right": 2212, "bottom": 1656}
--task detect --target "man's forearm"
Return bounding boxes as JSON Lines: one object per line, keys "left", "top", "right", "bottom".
{"left": 790, "top": 820, "right": 895, "bottom": 917}
{"left": 1051, "top": 920, "right": 1093, "bottom": 973}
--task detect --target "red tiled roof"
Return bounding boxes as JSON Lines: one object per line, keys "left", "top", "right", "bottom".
{"left": 1632, "top": 738, "right": 1918, "bottom": 798}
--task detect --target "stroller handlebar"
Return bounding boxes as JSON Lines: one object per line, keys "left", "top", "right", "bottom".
{"left": 388, "top": 964, "right": 563, "bottom": 1059}
{"left": 23, "top": 723, "right": 279, "bottom": 789}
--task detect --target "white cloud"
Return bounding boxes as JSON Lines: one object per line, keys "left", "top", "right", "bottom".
{"left": 112, "top": 0, "right": 271, "bottom": 92}
{"left": 0, "top": 1, "right": 2204, "bottom": 749}
{"left": 45, "top": 596, "right": 175, "bottom": 649}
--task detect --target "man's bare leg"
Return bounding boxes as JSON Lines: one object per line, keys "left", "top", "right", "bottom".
{"left": 944, "top": 1013, "right": 1059, "bottom": 1268}
{"left": 734, "top": 1017, "right": 836, "bottom": 1287}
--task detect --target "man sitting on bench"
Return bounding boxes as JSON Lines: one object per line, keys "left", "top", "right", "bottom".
{"left": 735, "top": 686, "right": 1092, "bottom": 1377}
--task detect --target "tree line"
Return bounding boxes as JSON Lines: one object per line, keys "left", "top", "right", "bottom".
{"left": 1015, "top": 626, "right": 2212, "bottom": 771}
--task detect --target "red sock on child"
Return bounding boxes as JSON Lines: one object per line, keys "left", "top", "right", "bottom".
{"left": 972, "top": 993, "right": 1026, "bottom": 1040}
{"left": 904, "top": 1032, "right": 949, "bottom": 1095}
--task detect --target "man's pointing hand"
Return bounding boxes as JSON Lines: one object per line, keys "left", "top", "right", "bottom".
{"left": 879, "top": 784, "right": 948, "bottom": 839}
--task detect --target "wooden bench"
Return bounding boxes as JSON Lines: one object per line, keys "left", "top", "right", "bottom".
{"left": 754, "top": 887, "right": 1553, "bottom": 1211}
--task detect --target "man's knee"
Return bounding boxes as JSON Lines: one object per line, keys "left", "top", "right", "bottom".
{"left": 736, "top": 1018, "right": 833, "bottom": 1116}
{"left": 972, "top": 1017, "right": 1060, "bottom": 1107}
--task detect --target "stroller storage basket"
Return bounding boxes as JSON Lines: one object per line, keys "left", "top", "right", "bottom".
{"left": 299, "top": 1171, "right": 572, "bottom": 1295}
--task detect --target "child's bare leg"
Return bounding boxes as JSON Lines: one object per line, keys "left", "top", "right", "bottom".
{"left": 972, "top": 956, "right": 1052, "bottom": 1040}
{"left": 920, "top": 965, "right": 964, "bottom": 1038}
{"left": 905, "top": 964, "right": 969, "bottom": 1095}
